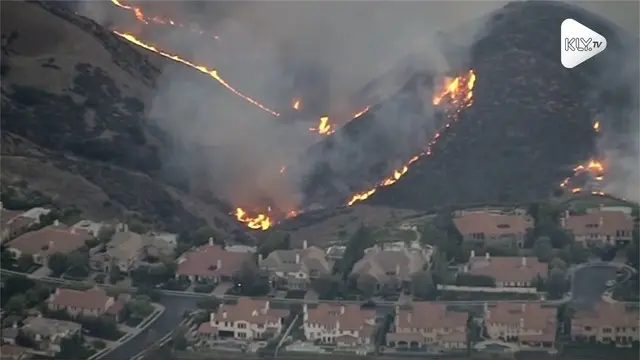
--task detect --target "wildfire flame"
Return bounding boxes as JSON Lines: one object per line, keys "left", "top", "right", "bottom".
{"left": 559, "top": 158, "right": 606, "bottom": 194}
{"left": 593, "top": 120, "right": 600, "bottom": 133}
{"left": 113, "top": 32, "right": 279, "bottom": 116}
{"left": 292, "top": 99, "right": 301, "bottom": 110}
{"left": 308, "top": 106, "right": 372, "bottom": 136}
{"left": 346, "top": 70, "right": 476, "bottom": 206}
{"left": 234, "top": 208, "right": 272, "bottom": 231}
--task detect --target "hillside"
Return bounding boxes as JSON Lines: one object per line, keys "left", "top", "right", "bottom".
{"left": 0, "top": 1, "right": 245, "bottom": 235}
{"left": 362, "top": 1, "right": 636, "bottom": 210}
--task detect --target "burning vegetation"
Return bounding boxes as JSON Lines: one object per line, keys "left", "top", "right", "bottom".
{"left": 107, "top": 1, "right": 618, "bottom": 231}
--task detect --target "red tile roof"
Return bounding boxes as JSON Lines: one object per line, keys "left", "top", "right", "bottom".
{"left": 105, "top": 293, "right": 131, "bottom": 316}
{"left": 176, "top": 244, "right": 253, "bottom": 278}
{"left": 306, "top": 303, "right": 376, "bottom": 333}
{"left": 197, "top": 322, "right": 217, "bottom": 334}
{"left": 453, "top": 212, "right": 533, "bottom": 237}
{"left": 486, "top": 302, "right": 556, "bottom": 334}
{"left": 8, "top": 226, "right": 90, "bottom": 255}
{"left": 396, "top": 302, "right": 467, "bottom": 330}
{"left": 212, "top": 297, "right": 288, "bottom": 325}
{"left": 49, "top": 287, "right": 113, "bottom": 312}
{"left": 573, "top": 301, "right": 640, "bottom": 328}
{"left": 467, "top": 256, "right": 547, "bottom": 283}
{"left": 564, "top": 211, "right": 634, "bottom": 237}
{"left": 0, "top": 344, "right": 30, "bottom": 360}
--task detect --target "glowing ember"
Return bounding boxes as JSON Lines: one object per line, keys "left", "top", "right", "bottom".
{"left": 293, "top": 99, "right": 301, "bottom": 110}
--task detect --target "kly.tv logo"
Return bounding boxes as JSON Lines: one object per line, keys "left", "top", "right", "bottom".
{"left": 561, "top": 18, "right": 607, "bottom": 69}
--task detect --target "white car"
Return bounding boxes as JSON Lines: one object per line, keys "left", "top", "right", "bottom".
{"left": 605, "top": 280, "right": 616, "bottom": 287}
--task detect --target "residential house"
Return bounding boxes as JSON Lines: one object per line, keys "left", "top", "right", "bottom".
{"left": 176, "top": 242, "right": 254, "bottom": 284}
{"left": 571, "top": 301, "right": 639, "bottom": 347}
{"left": 325, "top": 245, "right": 346, "bottom": 261}
{"left": 19, "top": 316, "right": 81, "bottom": 356}
{"left": 562, "top": 210, "right": 635, "bottom": 246}
{"left": 47, "top": 287, "right": 129, "bottom": 321}
{"left": 146, "top": 231, "right": 178, "bottom": 248}
{"left": 91, "top": 228, "right": 176, "bottom": 273}
{"left": 484, "top": 302, "right": 556, "bottom": 348}
{"left": 462, "top": 253, "right": 547, "bottom": 288}
{"left": 1, "top": 209, "right": 32, "bottom": 244}
{"left": 260, "top": 240, "right": 331, "bottom": 291}
{"left": 7, "top": 222, "right": 91, "bottom": 265}
{"left": 303, "top": 303, "right": 376, "bottom": 351}
{"left": 350, "top": 246, "right": 429, "bottom": 293}
{"left": 205, "top": 298, "right": 288, "bottom": 341}
{"left": 71, "top": 220, "right": 106, "bottom": 237}
{"left": 453, "top": 211, "right": 533, "bottom": 248}
{"left": 91, "top": 230, "right": 147, "bottom": 273}
{"left": 1, "top": 324, "right": 19, "bottom": 345}
{"left": 0, "top": 345, "right": 32, "bottom": 360}
{"left": 386, "top": 302, "right": 468, "bottom": 350}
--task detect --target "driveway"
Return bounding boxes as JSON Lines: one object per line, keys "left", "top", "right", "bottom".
{"left": 212, "top": 282, "right": 234, "bottom": 296}
{"left": 571, "top": 264, "right": 618, "bottom": 306}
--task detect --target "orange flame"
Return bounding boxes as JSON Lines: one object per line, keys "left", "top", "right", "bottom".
{"left": 234, "top": 208, "right": 272, "bottom": 230}
{"left": 113, "top": 32, "right": 279, "bottom": 116}
{"left": 346, "top": 70, "right": 476, "bottom": 206}
{"left": 560, "top": 158, "right": 606, "bottom": 196}
{"left": 593, "top": 121, "right": 600, "bottom": 133}
{"left": 293, "top": 99, "right": 301, "bottom": 110}
{"left": 309, "top": 116, "right": 335, "bottom": 135}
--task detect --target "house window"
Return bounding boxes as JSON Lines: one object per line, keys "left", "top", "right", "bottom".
{"left": 603, "top": 328, "right": 612, "bottom": 334}
{"left": 237, "top": 323, "right": 247, "bottom": 329}
{"left": 584, "top": 326, "right": 592, "bottom": 331}
{"left": 237, "top": 332, "right": 247, "bottom": 338}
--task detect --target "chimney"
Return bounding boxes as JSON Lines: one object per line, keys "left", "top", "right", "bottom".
{"left": 70, "top": 227, "right": 76, "bottom": 234}
{"left": 599, "top": 216, "right": 604, "bottom": 227}
{"left": 53, "top": 219, "right": 60, "bottom": 227}
{"left": 208, "top": 237, "right": 214, "bottom": 246}
{"left": 470, "top": 250, "right": 475, "bottom": 259}
{"left": 303, "top": 240, "right": 308, "bottom": 249}
{"left": 340, "top": 305, "right": 345, "bottom": 315}
{"left": 395, "top": 264, "right": 400, "bottom": 275}
{"left": 216, "top": 259, "right": 222, "bottom": 269}
{"left": 519, "top": 317, "right": 525, "bottom": 328}
{"left": 336, "top": 319, "right": 340, "bottom": 330}
{"left": 49, "top": 240, "right": 54, "bottom": 249}
{"left": 521, "top": 303, "right": 526, "bottom": 313}
{"left": 303, "top": 304, "right": 308, "bottom": 321}
{"left": 265, "top": 301, "right": 270, "bottom": 311}
{"left": 485, "top": 252, "right": 490, "bottom": 260}
{"left": 522, "top": 257, "right": 527, "bottom": 267}
{"left": 407, "top": 313, "right": 412, "bottom": 324}
{"left": 222, "top": 311, "right": 227, "bottom": 319}
{"left": 295, "top": 253, "right": 300, "bottom": 264}
{"left": 258, "top": 253, "right": 263, "bottom": 265}
{"left": 124, "top": 224, "right": 129, "bottom": 232}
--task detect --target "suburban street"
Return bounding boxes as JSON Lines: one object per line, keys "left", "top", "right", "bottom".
{"left": 570, "top": 262, "right": 635, "bottom": 307}
{"left": 0, "top": 262, "right": 627, "bottom": 360}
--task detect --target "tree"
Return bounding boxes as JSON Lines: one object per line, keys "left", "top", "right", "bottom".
{"left": 546, "top": 268, "right": 569, "bottom": 299}
{"left": 334, "top": 225, "right": 373, "bottom": 279}
{"left": 67, "top": 252, "right": 89, "bottom": 278}
{"left": 48, "top": 252, "right": 69, "bottom": 276}
{"left": 533, "top": 236, "right": 553, "bottom": 262}
{"left": 171, "top": 327, "right": 188, "bottom": 350}
{"left": 356, "top": 275, "right": 377, "bottom": 298}
{"left": 549, "top": 257, "right": 568, "bottom": 271}
{"left": 1, "top": 245, "right": 16, "bottom": 269}
{"left": 16, "top": 253, "right": 34, "bottom": 271}
{"left": 410, "top": 271, "right": 435, "bottom": 300}
{"left": 97, "top": 227, "right": 115, "bottom": 243}
{"left": 558, "top": 242, "right": 589, "bottom": 265}
{"left": 126, "top": 296, "right": 155, "bottom": 321}
{"left": 5, "top": 294, "right": 26, "bottom": 315}
{"left": 310, "top": 274, "right": 340, "bottom": 300}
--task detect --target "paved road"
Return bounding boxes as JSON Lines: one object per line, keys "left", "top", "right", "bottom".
{"left": 571, "top": 264, "right": 618, "bottom": 306}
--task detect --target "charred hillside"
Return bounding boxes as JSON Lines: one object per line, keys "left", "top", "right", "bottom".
{"left": 367, "top": 1, "right": 636, "bottom": 210}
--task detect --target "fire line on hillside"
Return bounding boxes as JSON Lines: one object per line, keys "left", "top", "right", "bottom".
{"left": 108, "top": 0, "right": 616, "bottom": 231}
